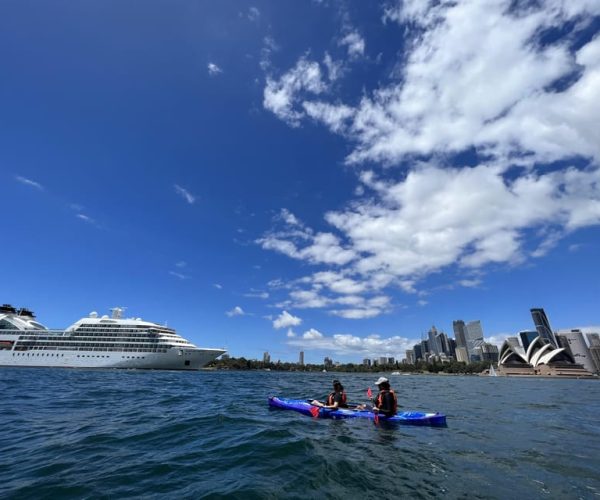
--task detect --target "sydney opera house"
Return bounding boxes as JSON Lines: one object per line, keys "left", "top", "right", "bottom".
{"left": 497, "top": 309, "right": 597, "bottom": 377}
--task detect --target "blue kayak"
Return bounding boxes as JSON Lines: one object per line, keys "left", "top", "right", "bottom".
{"left": 268, "top": 396, "right": 446, "bottom": 427}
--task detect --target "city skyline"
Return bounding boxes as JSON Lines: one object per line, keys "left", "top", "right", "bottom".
{"left": 2, "top": 1, "right": 599, "bottom": 363}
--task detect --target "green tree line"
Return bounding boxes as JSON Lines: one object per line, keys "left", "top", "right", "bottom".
{"left": 206, "top": 356, "right": 492, "bottom": 374}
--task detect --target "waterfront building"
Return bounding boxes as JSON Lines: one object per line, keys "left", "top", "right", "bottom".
{"left": 453, "top": 320, "right": 468, "bottom": 353}
{"left": 519, "top": 330, "right": 539, "bottom": 351}
{"left": 556, "top": 330, "right": 596, "bottom": 374}
{"left": 428, "top": 326, "right": 440, "bottom": 355}
{"left": 506, "top": 337, "right": 521, "bottom": 349}
{"left": 379, "top": 356, "right": 388, "bottom": 366}
{"left": 420, "top": 340, "right": 429, "bottom": 359}
{"left": 590, "top": 347, "right": 600, "bottom": 373}
{"left": 363, "top": 358, "right": 371, "bottom": 366}
{"left": 299, "top": 351, "right": 304, "bottom": 365}
{"left": 447, "top": 338, "right": 456, "bottom": 357}
{"left": 413, "top": 344, "right": 423, "bottom": 361}
{"left": 455, "top": 347, "right": 469, "bottom": 363}
{"left": 498, "top": 335, "right": 594, "bottom": 377}
{"left": 530, "top": 308, "right": 557, "bottom": 347}
{"left": 435, "top": 331, "right": 451, "bottom": 355}
{"left": 263, "top": 351, "right": 270, "bottom": 364}
{"left": 479, "top": 342, "right": 499, "bottom": 362}
{"left": 324, "top": 356, "right": 333, "bottom": 368}
{"left": 405, "top": 350, "right": 415, "bottom": 364}
{"left": 465, "top": 321, "right": 484, "bottom": 361}
{"left": 388, "top": 357, "right": 395, "bottom": 365}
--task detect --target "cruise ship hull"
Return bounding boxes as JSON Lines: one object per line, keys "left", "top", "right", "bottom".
{"left": 0, "top": 348, "right": 225, "bottom": 370}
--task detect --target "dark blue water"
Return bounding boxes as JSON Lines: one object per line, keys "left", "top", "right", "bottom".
{"left": 1, "top": 369, "right": 599, "bottom": 499}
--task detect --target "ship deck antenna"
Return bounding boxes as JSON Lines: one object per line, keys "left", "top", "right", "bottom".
{"left": 110, "top": 307, "right": 126, "bottom": 319}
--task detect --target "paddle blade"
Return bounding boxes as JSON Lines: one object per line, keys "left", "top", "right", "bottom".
{"left": 374, "top": 412, "right": 379, "bottom": 425}
{"left": 310, "top": 406, "right": 320, "bottom": 418}
{"left": 367, "top": 387, "right": 372, "bottom": 398}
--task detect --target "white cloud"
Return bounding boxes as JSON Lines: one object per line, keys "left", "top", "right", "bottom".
{"left": 263, "top": 57, "right": 327, "bottom": 125}
{"left": 174, "top": 184, "right": 196, "bottom": 204}
{"left": 244, "top": 290, "right": 269, "bottom": 299}
{"left": 213, "top": 283, "right": 223, "bottom": 290}
{"left": 339, "top": 31, "right": 365, "bottom": 58}
{"left": 265, "top": 1, "right": 600, "bottom": 165}
{"left": 169, "top": 271, "right": 189, "bottom": 280}
{"left": 485, "top": 334, "right": 511, "bottom": 349}
{"left": 286, "top": 329, "right": 296, "bottom": 338}
{"left": 260, "top": 164, "right": 600, "bottom": 314}
{"left": 226, "top": 306, "right": 245, "bottom": 317}
{"left": 323, "top": 52, "right": 344, "bottom": 81}
{"left": 207, "top": 63, "right": 222, "bottom": 76}
{"left": 260, "top": 36, "right": 279, "bottom": 71}
{"left": 76, "top": 213, "right": 96, "bottom": 225}
{"left": 247, "top": 6, "right": 260, "bottom": 22}
{"left": 258, "top": 210, "right": 357, "bottom": 266}
{"left": 303, "top": 328, "right": 323, "bottom": 339}
{"left": 288, "top": 330, "right": 414, "bottom": 358}
{"left": 273, "top": 310, "right": 302, "bottom": 329}
{"left": 175, "top": 261, "right": 187, "bottom": 268}
{"left": 259, "top": 1, "right": 600, "bottom": 315}
{"left": 15, "top": 175, "right": 43, "bottom": 190}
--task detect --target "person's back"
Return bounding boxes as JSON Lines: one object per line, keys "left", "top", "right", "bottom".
{"left": 312, "top": 379, "right": 348, "bottom": 409}
{"left": 373, "top": 377, "right": 397, "bottom": 417}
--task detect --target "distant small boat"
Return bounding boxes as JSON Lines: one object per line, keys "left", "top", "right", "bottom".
{"left": 489, "top": 365, "right": 498, "bottom": 377}
{"left": 322, "top": 369, "right": 327, "bottom": 373}
{"left": 391, "top": 371, "right": 401, "bottom": 375}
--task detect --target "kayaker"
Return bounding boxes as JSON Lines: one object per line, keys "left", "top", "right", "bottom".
{"left": 372, "top": 376, "right": 397, "bottom": 417}
{"left": 311, "top": 379, "right": 348, "bottom": 409}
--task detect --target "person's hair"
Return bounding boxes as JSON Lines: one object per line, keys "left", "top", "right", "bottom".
{"left": 378, "top": 381, "right": 390, "bottom": 390}
{"left": 333, "top": 380, "right": 344, "bottom": 391}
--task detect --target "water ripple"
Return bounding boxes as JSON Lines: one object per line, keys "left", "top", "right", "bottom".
{"left": 0, "top": 369, "right": 599, "bottom": 498}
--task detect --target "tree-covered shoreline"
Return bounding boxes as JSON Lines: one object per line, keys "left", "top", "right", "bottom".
{"left": 206, "top": 356, "right": 492, "bottom": 374}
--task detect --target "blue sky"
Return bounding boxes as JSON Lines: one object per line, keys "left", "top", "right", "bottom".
{"left": 2, "top": 0, "right": 599, "bottom": 362}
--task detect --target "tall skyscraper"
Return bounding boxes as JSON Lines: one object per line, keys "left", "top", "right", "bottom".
{"left": 453, "top": 320, "right": 468, "bottom": 350}
{"left": 530, "top": 308, "right": 557, "bottom": 347}
{"left": 435, "top": 331, "right": 450, "bottom": 355}
{"left": 465, "top": 320, "right": 484, "bottom": 360}
{"left": 420, "top": 340, "right": 429, "bottom": 358}
{"left": 413, "top": 343, "right": 423, "bottom": 361}
{"left": 519, "top": 330, "right": 539, "bottom": 351}
{"left": 263, "top": 351, "right": 271, "bottom": 364}
{"left": 428, "top": 326, "right": 440, "bottom": 355}
{"left": 586, "top": 333, "right": 600, "bottom": 373}
{"left": 587, "top": 333, "right": 600, "bottom": 347}
{"left": 405, "top": 350, "right": 415, "bottom": 364}
{"left": 299, "top": 351, "right": 304, "bottom": 365}
{"left": 557, "top": 330, "right": 595, "bottom": 373}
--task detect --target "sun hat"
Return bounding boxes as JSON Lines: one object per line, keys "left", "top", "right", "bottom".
{"left": 375, "top": 377, "right": 389, "bottom": 385}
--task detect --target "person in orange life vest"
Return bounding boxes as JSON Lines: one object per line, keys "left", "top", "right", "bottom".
{"left": 372, "top": 377, "right": 397, "bottom": 417}
{"left": 311, "top": 380, "right": 348, "bottom": 409}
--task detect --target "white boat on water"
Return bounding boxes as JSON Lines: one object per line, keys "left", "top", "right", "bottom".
{"left": 489, "top": 364, "right": 498, "bottom": 377}
{"left": 0, "top": 304, "right": 225, "bottom": 370}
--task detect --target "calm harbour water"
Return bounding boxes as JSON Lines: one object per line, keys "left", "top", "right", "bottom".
{"left": 0, "top": 368, "right": 599, "bottom": 499}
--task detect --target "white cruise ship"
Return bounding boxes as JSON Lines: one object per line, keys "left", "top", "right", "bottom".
{"left": 0, "top": 305, "right": 226, "bottom": 370}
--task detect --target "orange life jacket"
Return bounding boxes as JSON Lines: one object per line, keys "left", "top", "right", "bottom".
{"left": 327, "top": 391, "right": 347, "bottom": 406}
{"left": 376, "top": 389, "right": 397, "bottom": 415}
